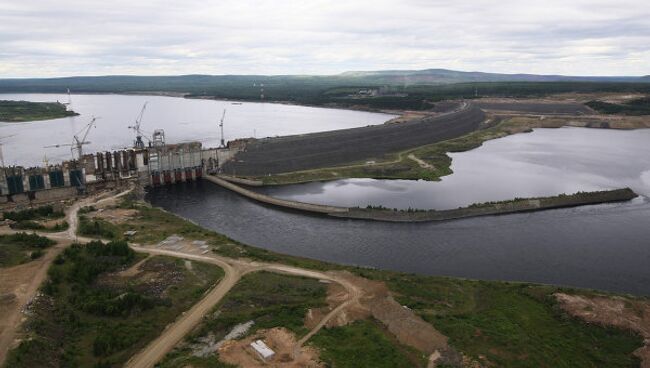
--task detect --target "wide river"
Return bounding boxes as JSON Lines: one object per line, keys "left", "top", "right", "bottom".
{"left": 148, "top": 127, "right": 650, "bottom": 296}
{"left": 0, "top": 93, "right": 395, "bottom": 166}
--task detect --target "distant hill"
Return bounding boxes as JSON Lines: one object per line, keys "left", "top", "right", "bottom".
{"left": 338, "top": 68, "right": 649, "bottom": 84}
{"left": 0, "top": 68, "right": 648, "bottom": 94}
{"left": 0, "top": 69, "right": 648, "bottom": 111}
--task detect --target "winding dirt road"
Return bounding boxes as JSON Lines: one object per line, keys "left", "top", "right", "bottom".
{"left": 125, "top": 246, "right": 361, "bottom": 368}
{"left": 0, "top": 188, "right": 132, "bottom": 366}
{"left": 1, "top": 190, "right": 361, "bottom": 368}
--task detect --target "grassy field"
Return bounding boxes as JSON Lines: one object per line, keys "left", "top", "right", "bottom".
{"left": 309, "top": 319, "right": 422, "bottom": 368}
{"left": 158, "top": 272, "right": 327, "bottom": 368}
{"left": 587, "top": 97, "right": 650, "bottom": 115}
{"left": 355, "top": 270, "right": 643, "bottom": 368}
{"left": 0, "top": 232, "right": 55, "bottom": 267}
{"left": 0, "top": 100, "right": 78, "bottom": 122}
{"left": 3, "top": 241, "right": 224, "bottom": 368}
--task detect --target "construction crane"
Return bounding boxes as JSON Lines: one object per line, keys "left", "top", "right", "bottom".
{"left": 0, "top": 134, "right": 17, "bottom": 167}
{"left": 128, "top": 102, "right": 148, "bottom": 149}
{"left": 44, "top": 116, "right": 99, "bottom": 160}
{"left": 218, "top": 109, "right": 227, "bottom": 148}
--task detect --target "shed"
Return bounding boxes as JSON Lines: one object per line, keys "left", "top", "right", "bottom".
{"left": 250, "top": 339, "right": 275, "bottom": 361}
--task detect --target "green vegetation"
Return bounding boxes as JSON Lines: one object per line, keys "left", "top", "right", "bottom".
{"left": 2, "top": 73, "right": 650, "bottom": 111}
{"left": 0, "top": 232, "right": 56, "bottom": 267}
{"left": 158, "top": 272, "right": 327, "bottom": 368}
{"left": 587, "top": 97, "right": 650, "bottom": 115}
{"left": 3, "top": 205, "right": 64, "bottom": 222}
{"left": 342, "top": 188, "right": 638, "bottom": 221}
{"left": 78, "top": 215, "right": 121, "bottom": 239}
{"left": 0, "top": 100, "right": 78, "bottom": 122}
{"left": 11, "top": 220, "right": 69, "bottom": 232}
{"left": 107, "top": 201, "right": 338, "bottom": 270}
{"left": 310, "top": 319, "right": 420, "bottom": 368}
{"left": 5, "top": 241, "right": 224, "bottom": 368}
{"left": 355, "top": 270, "right": 643, "bottom": 368}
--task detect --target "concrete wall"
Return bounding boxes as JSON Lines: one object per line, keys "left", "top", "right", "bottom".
{"left": 204, "top": 175, "right": 348, "bottom": 214}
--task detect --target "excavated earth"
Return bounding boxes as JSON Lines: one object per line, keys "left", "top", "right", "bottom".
{"left": 555, "top": 293, "right": 650, "bottom": 368}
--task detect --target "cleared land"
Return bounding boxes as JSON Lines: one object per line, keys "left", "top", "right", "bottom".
{"left": 222, "top": 103, "right": 485, "bottom": 176}
{"left": 474, "top": 100, "right": 593, "bottom": 115}
{"left": 0, "top": 100, "right": 77, "bottom": 122}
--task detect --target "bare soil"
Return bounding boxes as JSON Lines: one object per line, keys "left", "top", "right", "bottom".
{"left": 326, "top": 271, "right": 449, "bottom": 355}
{"left": 555, "top": 293, "right": 650, "bottom": 367}
{"left": 89, "top": 207, "right": 138, "bottom": 224}
{"left": 218, "top": 327, "right": 323, "bottom": 368}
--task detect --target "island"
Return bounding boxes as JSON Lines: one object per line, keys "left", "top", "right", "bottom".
{"left": 0, "top": 100, "right": 78, "bottom": 122}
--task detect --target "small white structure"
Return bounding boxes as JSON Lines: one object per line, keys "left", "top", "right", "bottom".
{"left": 250, "top": 339, "right": 275, "bottom": 361}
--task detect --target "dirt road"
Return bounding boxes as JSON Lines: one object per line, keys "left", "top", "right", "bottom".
{"left": 0, "top": 188, "right": 132, "bottom": 366}
{"left": 125, "top": 246, "right": 361, "bottom": 368}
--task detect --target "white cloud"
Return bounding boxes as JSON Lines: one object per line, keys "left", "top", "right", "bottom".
{"left": 0, "top": 0, "right": 648, "bottom": 77}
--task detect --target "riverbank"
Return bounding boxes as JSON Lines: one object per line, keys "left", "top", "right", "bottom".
{"left": 254, "top": 114, "right": 650, "bottom": 185}
{"left": 0, "top": 100, "right": 78, "bottom": 122}
{"left": 334, "top": 188, "right": 638, "bottom": 222}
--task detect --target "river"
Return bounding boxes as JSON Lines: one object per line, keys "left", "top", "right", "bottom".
{"left": 147, "top": 127, "right": 650, "bottom": 296}
{"left": 0, "top": 93, "right": 395, "bottom": 166}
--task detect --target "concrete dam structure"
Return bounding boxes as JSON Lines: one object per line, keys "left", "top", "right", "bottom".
{"left": 222, "top": 102, "right": 486, "bottom": 176}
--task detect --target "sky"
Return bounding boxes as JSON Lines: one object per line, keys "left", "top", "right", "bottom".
{"left": 0, "top": 0, "right": 649, "bottom": 78}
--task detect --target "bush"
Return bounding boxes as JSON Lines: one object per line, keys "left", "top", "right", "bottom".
{"left": 0, "top": 232, "right": 56, "bottom": 248}
{"left": 78, "top": 216, "right": 119, "bottom": 239}
{"left": 3, "top": 205, "right": 64, "bottom": 222}
{"left": 30, "top": 249, "right": 44, "bottom": 259}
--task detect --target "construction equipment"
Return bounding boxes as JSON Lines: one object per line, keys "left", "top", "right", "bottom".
{"left": 128, "top": 102, "right": 149, "bottom": 149}
{"left": 0, "top": 134, "right": 17, "bottom": 167}
{"left": 218, "top": 109, "right": 226, "bottom": 148}
{"left": 44, "top": 116, "right": 99, "bottom": 160}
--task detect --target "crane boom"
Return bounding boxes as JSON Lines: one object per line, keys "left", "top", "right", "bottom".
{"left": 44, "top": 116, "right": 98, "bottom": 160}
{"left": 129, "top": 102, "right": 148, "bottom": 149}
{"left": 219, "top": 109, "right": 226, "bottom": 148}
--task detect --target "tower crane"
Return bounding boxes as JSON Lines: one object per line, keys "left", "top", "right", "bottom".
{"left": 128, "top": 102, "right": 149, "bottom": 149}
{"left": 218, "top": 109, "right": 227, "bottom": 148}
{"left": 44, "top": 116, "right": 99, "bottom": 161}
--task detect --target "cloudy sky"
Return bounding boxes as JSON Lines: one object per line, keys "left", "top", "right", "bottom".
{"left": 1, "top": 0, "right": 649, "bottom": 77}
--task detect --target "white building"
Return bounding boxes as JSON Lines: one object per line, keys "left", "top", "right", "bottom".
{"left": 250, "top": 339, "right": 275, "bottom": 361}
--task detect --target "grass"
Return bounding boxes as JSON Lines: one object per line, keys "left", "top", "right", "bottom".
{"left": 0, "top": 233, "right": 56, "bottom": 267}
{"left": 309, "top": 319, "right": 421, "bottom": 368}
{"left": 0, "top": 100, "right": 78, "bottom": 122}
{"left": 4, "top": 242, "right": 224, "bottom": 368}
{"left": 77, "top": 215, "right": 122, "bottom": 240}
{"left": 158, "top": 272, "right": 327, "bottom": 368}
{"left": 354, "top": 270, "right": 643, "bottom": 368}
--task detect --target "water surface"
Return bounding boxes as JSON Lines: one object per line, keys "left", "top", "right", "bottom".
{"left": 147, "top": 127, "right": 650, "bottom": 296}
{"left": 0, "top": 93, "right": 395, "bottom": 166}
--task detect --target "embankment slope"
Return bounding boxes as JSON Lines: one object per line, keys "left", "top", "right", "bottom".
{"left": 222, "top": 103, "right": 485, "bottom": 176}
